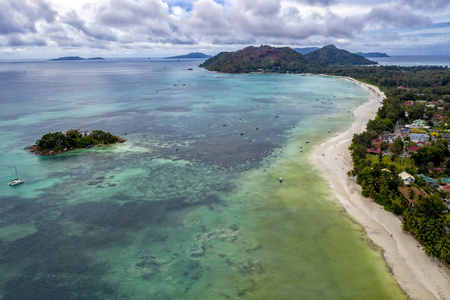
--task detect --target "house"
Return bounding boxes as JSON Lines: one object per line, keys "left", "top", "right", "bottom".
{"left": 417, "top": 174, "right": 439, "bottom": 187}
{"left": 401, "top": 128, "right": 410, "bottom": 136}
{"left": 443, "top": 133, "right": 450, "bottom": 141}
{"left": 433, "top": 114, "right": 445, "bottom": 120}
{"left": 381, "top": 131, "right": 397, "bottom": 143}
{"left": 398, "top": 186, "right": 428, "bottom": 207}
{"left": 367, "top": 147, "right": 381, "bottom": 154}
{"left": 372, "top": 138, "right": 382, "bottom": 148}
{"left": 409, "top": 132, "right": 430, "bottom": 143}
{"left": 441, "top": 178, "right": 450, "bottom": 184}
{"left": 430, "top": 132, "right": 439, "bottom": 141}
{"left": 404, "top": 101, "right": 414, "bottom": 106}
{"left": 407, "top": 146, "right": 420, "bottom": 152}
{"left": 398, "top": 171, "right": 415, "bottom": 185}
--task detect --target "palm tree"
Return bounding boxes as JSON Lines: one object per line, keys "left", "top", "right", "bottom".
{"left": 424, "top": 241, "right": 438, "bottom": 257}
{"left": 408, "top": 188, "right": 416, "bottom": 204}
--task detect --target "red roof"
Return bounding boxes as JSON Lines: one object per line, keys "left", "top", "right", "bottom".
{"left": 408, "top": 146, "right": 420, "bottom": 152}
{"left": 433, "top": 114, "right": 445, "bottom": 119}
{"left": 443, "top": 185, "right": 450, "bottom": 190}
{"left": 405, "top": 101, "right": 414, "bottom": 106}
{"left": 367, "top": 147, "right": 381, "bottom": 153}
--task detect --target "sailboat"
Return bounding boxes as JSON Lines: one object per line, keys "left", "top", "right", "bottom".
{"left": 8, "top": 167, "right": 24, "bottom": 186}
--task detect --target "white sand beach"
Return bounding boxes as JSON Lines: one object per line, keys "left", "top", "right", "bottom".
{"left": 309, "top": 78, "right": 450, "bottom": 300}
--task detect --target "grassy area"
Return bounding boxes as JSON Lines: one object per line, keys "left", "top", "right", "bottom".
{"left": 367, "top": 154, "right": 415, "bottom": 171}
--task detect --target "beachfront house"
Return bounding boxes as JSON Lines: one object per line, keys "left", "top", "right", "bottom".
{"left": 398, "top": 171, "right": 415, "bottom": 185}
{"left": 398, "top": 186, "right": 428, "bottom": 207}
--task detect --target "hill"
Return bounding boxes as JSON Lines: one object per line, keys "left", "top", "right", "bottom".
{"left": 356, "top": 52, "right": 390, "bottom": 58}
{"left": 305, "top": 45, "right": 377, "bottom": 66}
{"left": 293, "top": 47, "right": 319, "bottom": 55}
{"left": 165, "top": 52, "right": 211, "bottom": 59}
{"left": 199, "top": 45, "right": 320, "bottom": 73}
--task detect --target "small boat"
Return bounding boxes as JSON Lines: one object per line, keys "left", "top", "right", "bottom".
{"left": 274, "top": 115, "right": 280, "bottom": 118}
{"left": 8, "top": 167, "right": 24, "bottom": 186}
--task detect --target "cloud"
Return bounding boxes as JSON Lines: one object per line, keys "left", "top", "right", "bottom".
{"left": 62, "top": 10, "right": 117, "bottom": 41}
{"left": 402, "top": 0, "right": 450, "bottom": 11}
{"left": 366, "top": 5, "right": 432, "bottom": 29}
{"left": 0, "top": 0, "right": 56, "bottom": 35}
{"left": 0, "top": 0, "right": 447, "bottom": 57}
{"left": 8, "top": 35, "right": 47, "bottom": 47}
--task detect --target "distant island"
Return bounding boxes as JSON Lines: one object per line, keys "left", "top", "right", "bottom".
{"left": 164, "top": 52, "right": 211, "bottom": 59}
{"left": 356, "top": 52, "right": 390, "bottom": 58}
{"left": 50, "top": 56, "right": 105, "bottom": 61}
{"left": 199, "top": 44, "right": 376, "bottom": 73}
{"left": 26, "top": 129, "right": 124, "bottom": 155}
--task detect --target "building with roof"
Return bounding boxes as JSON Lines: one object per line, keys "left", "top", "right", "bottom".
{"left": 398, "top": 171, "right": 415, "bottom": 185}
{"left": 398, "top": 186, "right": 428, "bottom": 207}
{"left": 409, "top": 132, "right": 430, "bottom": 143}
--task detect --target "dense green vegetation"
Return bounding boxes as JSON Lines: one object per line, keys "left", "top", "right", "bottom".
{"left": 200, "top": 45, "right": 320, "bottom": 73}
{"left": 200, "top": 44, "right": 376, "bottom": 73}
{"left": 35, "top": 129, "right": 121, "bottom": 152}
{"left": 304, "top": 45, "right": 376, "bottom": 66}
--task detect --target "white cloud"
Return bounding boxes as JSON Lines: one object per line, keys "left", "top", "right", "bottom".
{"left": 0, "top": 0, "right": 447, "bottom": 57}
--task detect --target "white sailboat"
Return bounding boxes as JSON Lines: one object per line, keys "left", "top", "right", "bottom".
{"left": 8, "top": 167, "right": 24, "bottom": 186}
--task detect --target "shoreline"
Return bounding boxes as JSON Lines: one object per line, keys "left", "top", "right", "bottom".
{"left": 309, "top": 78, "right": 450, "bottom": 299}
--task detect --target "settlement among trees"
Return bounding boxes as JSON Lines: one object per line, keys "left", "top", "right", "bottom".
{"left": 200, "top": 45, "right": 450, "bottom": 265}
{"left": 334, "top": 66, "right": 450, "bottom": 265}
{"left": 27, "top": 129, "right": 124, "bottom": 155}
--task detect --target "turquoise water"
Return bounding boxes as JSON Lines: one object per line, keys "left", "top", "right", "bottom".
{"left": 0, "top": 59, "right": 406, "bottom": 299}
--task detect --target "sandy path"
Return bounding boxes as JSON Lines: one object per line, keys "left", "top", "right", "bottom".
{"left": 309, "top": 78, "right": 450, "bottom": 300}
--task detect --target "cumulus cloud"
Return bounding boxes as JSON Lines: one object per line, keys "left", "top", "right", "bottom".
{"left": 366, "top": 5, "right": 432, "bottom": 29}
{"left": 402, "top": 0, "right": 450, "bottom": 11}
{"left": 0, "top": 0, "right": 447, "bottom": 56}
{"left": 0, "top": 0, "right": 56, "bottom": 34}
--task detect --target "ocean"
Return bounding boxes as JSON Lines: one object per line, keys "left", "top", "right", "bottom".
{"left": 373, "top": 55, "right": 450, "bottom": 67}
{"left": 0, "top": 58, "right": 408, "bottom": 299}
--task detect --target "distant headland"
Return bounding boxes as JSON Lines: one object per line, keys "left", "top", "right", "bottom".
{"left": 199, "top": 44, "right": 376, "bottom": 73}
{"left": 355, "top": 52, "right": 390, "bottom": 58}
{"left": 164, "top": 52, "right": 211, "bottom": 59}
{"left": 26, "top": 129, "right": 124, "bottom": 155}
{"left": 50, "top": 56, "right": 105, "bottom": 61}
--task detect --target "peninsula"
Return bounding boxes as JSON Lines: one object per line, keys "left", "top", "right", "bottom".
{"left": 164, "top": 52, "right": 211, "bottom": 59}
{"left": 356, "top": 52, "right": 390, "bottom": 58}
{"left": 26, "top": 129, "right": 124, "bottom": 155}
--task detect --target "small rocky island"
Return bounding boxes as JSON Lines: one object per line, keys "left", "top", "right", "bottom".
{"left": 26, "top": 129, "right": 124, "bottom": 155}
{"left": 50, "top": 56, "right": 105, "bottom": 61}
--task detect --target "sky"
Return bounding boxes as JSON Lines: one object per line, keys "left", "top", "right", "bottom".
{"left": 1, "top": 0, "right": 449, "bottom": 58}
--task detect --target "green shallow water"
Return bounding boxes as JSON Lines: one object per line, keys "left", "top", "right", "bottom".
{"left": 0, "top": 60, "right": 407, "bottom": 299}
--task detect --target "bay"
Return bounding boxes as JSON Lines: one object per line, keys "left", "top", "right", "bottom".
{"left": 0, "top": 59, "right": 406, "bottom": 299}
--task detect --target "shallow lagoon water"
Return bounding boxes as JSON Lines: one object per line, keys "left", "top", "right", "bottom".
{"left": 0, "top": 59, "right": 406, "bottom": 299}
